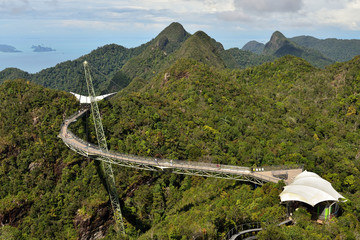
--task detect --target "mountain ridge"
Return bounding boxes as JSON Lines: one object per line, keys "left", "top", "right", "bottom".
{"left": 262, "top": 31, "right": 334, "bottom": 68}
{"left": 1, "top": 23, "right": 360, "bottom": 94}
{"left": 290, "top": 35, "right": 360, "bottom": 62}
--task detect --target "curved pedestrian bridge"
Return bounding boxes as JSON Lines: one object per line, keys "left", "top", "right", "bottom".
{"left": 59, "top": 108, "right": 303, "bottom": 185}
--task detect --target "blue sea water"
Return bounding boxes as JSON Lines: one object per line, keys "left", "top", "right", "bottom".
{"left": 0, "top": 51, "right": 79, "bottom": 73}
{"left": 0, "top": 38, "right": 113, "bottom": 74}
{"left": 0, "top": 32, "right": 155, "bottom": 74}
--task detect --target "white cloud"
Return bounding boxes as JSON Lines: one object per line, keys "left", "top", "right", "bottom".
{"left": 1, "top": 0, "right": 360, "bottom": 45}
{"left": 234, "top": 0, "right": 303, "bottom": 13}
{"left": 0, "top": 0, "right": 30, "bottom": 14}
{"left": 312, "top": 0, "right": 360, "bottom": 30}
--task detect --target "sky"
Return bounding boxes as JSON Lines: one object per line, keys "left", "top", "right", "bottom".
{"left": 1, "top": 0, "right": 360, "bottom": 73}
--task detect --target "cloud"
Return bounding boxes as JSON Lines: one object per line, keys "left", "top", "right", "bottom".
{"left": 218, "top": 10, "right": 254, "bottom": 22}
{"left": 0, "top": 0, "right": 30, "bottom": 14}
{"left": 2, "top": 0, "right": 360, "bottom": 46}
{"left": 234, "top": 0, "right": 303, "bottom": 13}
{"left": 217, "top": 0, "right": 305, "bottom": 26}
{"left": 312, "top": 0, "right": 360, "bottom": 30}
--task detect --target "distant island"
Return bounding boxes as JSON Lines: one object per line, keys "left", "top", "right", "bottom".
{"left": 31, "top": 45, "right": 56, "bottom": 52}
{"left": 0, "top": 44, "right": 21, "bottom": 53}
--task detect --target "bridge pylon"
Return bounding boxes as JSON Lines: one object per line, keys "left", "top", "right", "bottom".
{"left": 83, "top": 61, "right": 125, "bottom": 234}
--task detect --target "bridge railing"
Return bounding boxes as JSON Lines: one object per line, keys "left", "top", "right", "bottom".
{"left": 60, "top": 122, "right": 290, "bottom": 184}
{"left": 223, "top": 216, "right": 292, "bottom": 240}
{"left": 262, "top": 164, "right": 304, "bottom": 171}
{"left": 108, "top": 147, "right": 251, "bottom": 173}
{"left": 223, "top": 222, "right": 262, "bottom": 240}
{"left": 60, "top": 115, "right": 251, "bottom": 172}
{"left": 59, "top": 109, "right": 302, "bottom": 184}
{"left": 64, "top": 108, "right": 89, "bottom": 122}
{"left": 62, "top": 124, "right": 252, "bottom": 173}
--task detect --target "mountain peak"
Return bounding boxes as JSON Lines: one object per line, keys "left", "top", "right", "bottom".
{"left": 242, "top": 40, "right": 265, "bottom": 54}
{"left": 271, "top": 31, "right": 286, "bottom": 40}
{"left": 262, "top": 31, "right": 334, "bottom": 68}
{"left": 263, "top": 31, "right": 288, "bottom": 55}
{"left": 157, "top": 22, "right": 190, "bottom": 43}
{"left": 176, "top": 30, "right": 225, "bottom": 68}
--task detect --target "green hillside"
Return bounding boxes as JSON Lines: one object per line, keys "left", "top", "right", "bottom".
{"left": 290, "top": 35, "right": 360, "bottom": 62}
{"left": 263, "top": 31, "right": 334, "bottom": 68}
{"left": 0, "top": 68, "right": 30, "bottom": 84}
{"left": 120, "top": 22, "right": 191, "bottom": 83}
{"left": 2, "top": 54, "right": 360, "bottom": 239}
{"left": 241, "top": 40, "right": 265, "bottom": 54}
{"left": 175, "top": 31, "right": 225, "bottom": 68}
{"left": 117, "top": 26, "right": 226, "bottom": 94}
{"left": 3, "top": 23, "right": 355, "bottom": 96}
{"left": 222, "top": 48, "right": 275, "bottom": 69}
{"left": 113, "top": 56, "right": 360, "bottom": 239}
{"left": 0, "top": 43, "right": 148, "bottom": 95}
{"left": 90, "top": 56, "right": 360, "bottom": 238}
{"left": 0, "top": 79, "right": 104, "bottom": 239}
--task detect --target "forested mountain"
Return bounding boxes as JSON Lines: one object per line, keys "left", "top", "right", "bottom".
{"left": 241, "top": 40, "right": 265, "bottom": 54}
{"left": 1, "top": 53, "right": 360, "bottom": 239}
{"left": 120, "top": 22, "right": 191, "bottom": 81}
{"left": 242, "top": 32, "right": 360, "bottom": 64}
{"left": 0, "top": 43, "right": 149, "bottom": 95}
{"left": 222, "top": 48, "right": 275, "bottom": 69}
{"left": 0, "top": 68, "right": 30, "bottom": 84}
{"left": 3, "top": 23, "right": 354, "bottom": 96}
{"left": 1, "top": 22, "right": 360, "bottom": 239}
{"left": 262, "top": 31, "right": 334, "bottom": 68}
{"left": 78, "top": 56, "right": 360, "bottom": 238}
{"left": 290, "top": 35, "right": 360, "bottom": 62}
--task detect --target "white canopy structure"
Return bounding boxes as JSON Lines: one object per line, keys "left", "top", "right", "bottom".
{"left": 280, "top": 171, "right": 345, "bottom": 207}
{"left": 70, "top": 92, "right": 117, "bottom": 104}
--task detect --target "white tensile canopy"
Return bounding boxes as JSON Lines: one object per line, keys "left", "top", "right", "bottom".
{"left": 280, "top": 170, "right": 345, "bottom": 207}
{"left": 70, "top": 92, "right": 117, "bottom": 104}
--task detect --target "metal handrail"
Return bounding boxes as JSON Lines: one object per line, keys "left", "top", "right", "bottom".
{"left": 223, "top": 217, "right": 292, "bottom": 240}
{"left": 59, "top": 108, "right": 303, "bottom": 185}
{"left": 223, "top": 222, "right": 262, "bottom": 240}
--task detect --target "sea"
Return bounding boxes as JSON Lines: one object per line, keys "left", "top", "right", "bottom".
{"left": 0, "top": 45, "right": 91, "bottom": 74}
{"left": 0, "top": 36, "right": 151, "bottom": 74}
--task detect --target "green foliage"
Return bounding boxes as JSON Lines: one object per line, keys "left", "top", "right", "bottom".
{"left": 1, "top": 29, "right": 360, "bottom": 239}
{"left": 262, "top": 31, "right": 334, "bottom": 68}
{"left": 0, "top": 68, "right": 30, "bottom": 84}
{"left": 291, "top": 35, "right": 360, "bottom": 62}
{"left": 0, "top": 79, "right": 111, "bottom": 239}
{"left": 242, "top": 40, "right": 265, "bottom": 54}
{"left": 0, "top": 44, "right": 148, "bottom": 95}
{"left": 99, "top": 56, "right": 360, "bottom": 238}
{"left": 222, "top": 48, "right": 275, "bottom": 69}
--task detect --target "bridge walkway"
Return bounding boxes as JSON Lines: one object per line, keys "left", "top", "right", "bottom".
{"left": 59, "top": 108, "right": 303, "bottom": 185}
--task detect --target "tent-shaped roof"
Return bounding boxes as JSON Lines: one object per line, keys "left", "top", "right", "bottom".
{"left": 70, "top": 92, "right": 117, "bottom": 104}
{"left": 280, "top": 170, "right": 345, "bottom": 206}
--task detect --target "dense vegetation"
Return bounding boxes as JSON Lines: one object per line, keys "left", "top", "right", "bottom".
{"left": 0, "top": 43, "right": 149, "bottom": 95}
{"left": 69, "top": 56, "right": 360, "bottom": 239}
{"left": 222, "top": 48, "right": 275, "bottom": 69}
{"left": 0, "top": 80, "right": 114, "bottom": 239}
{"left": 291, "top": 35, "right": 360, "bottom": 62}
{"left": 262, "top": 31, "right": 334, "bottom": 68}
{"left": 0, "top": 68, "right": 30, "bottom": 84}
{"left": 241, "top": 40, "right": 265, "bottom": 54}
{"left": 1, "top": 22, "right": 360, "bottom": 239}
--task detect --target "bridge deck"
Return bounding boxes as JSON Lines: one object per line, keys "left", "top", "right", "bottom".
{"left": 59, "top": 108, "right": 303, "bottom": 185}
